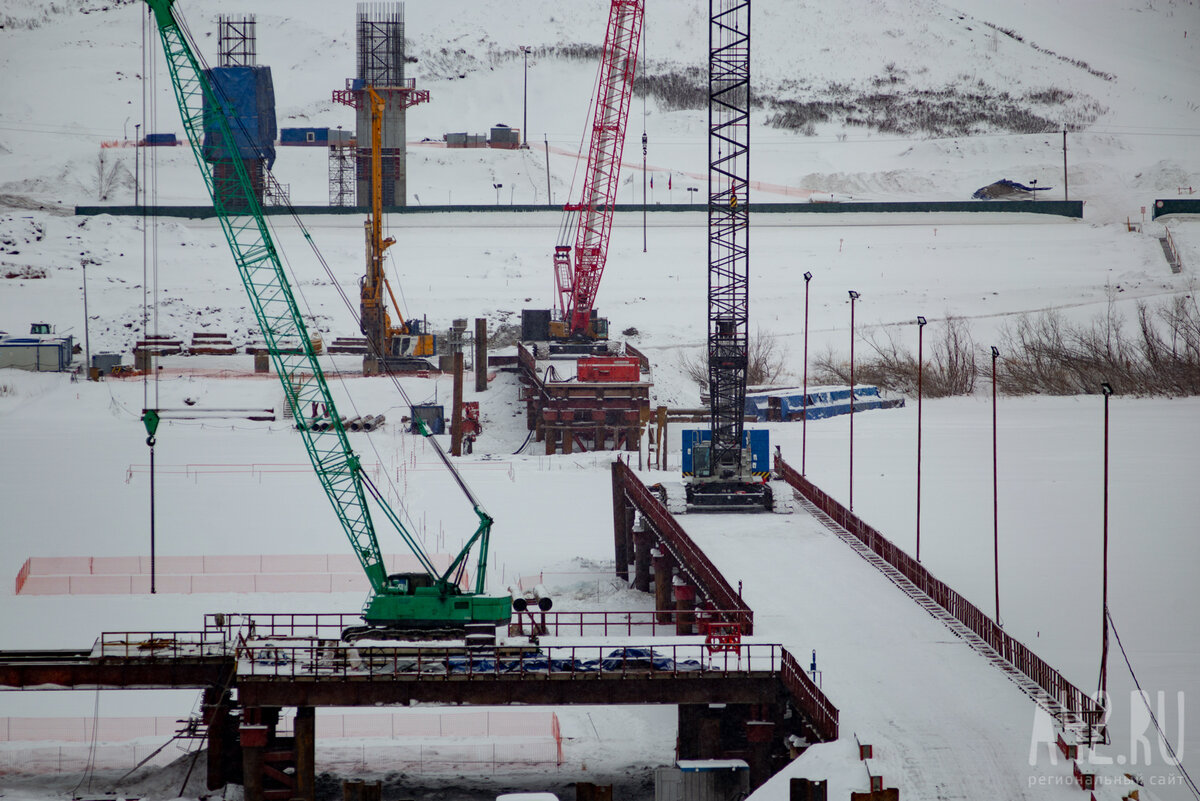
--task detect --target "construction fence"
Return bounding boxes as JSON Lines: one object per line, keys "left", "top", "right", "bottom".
{"left": 0, "top": 710, "right": 563, "bottom": 776}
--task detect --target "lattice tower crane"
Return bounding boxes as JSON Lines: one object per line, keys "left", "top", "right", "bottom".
{"left": 552, "top": 0, "right": 645, "bottom": 340}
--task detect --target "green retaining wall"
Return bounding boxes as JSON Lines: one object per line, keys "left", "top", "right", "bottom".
{"left": 1152, "top": 199, "right": 1200, "bottom": 219}
{"left": 75, "top": 200, "right": 1083, "bottom": 219}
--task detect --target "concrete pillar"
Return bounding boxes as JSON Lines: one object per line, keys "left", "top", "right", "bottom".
{"left": 294, "top": 706, "right": 315, "bottom": 801}
{"left": 474, "top": 318, "right": 488, "bottom": 392}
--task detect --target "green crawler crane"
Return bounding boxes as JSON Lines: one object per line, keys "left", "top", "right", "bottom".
{"left": 142, "top": 0, "right": 510, "bottom": 641}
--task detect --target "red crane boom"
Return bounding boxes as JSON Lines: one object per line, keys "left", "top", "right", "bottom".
{"left": 555, "top": 0, "right": 645, "bottom": 338}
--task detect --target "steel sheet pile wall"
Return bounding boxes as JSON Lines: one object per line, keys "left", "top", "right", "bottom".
{"left": 774, "top": 454, "right": 1102, "bottom": 731}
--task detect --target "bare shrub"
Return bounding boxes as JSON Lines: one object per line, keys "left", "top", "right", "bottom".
{"left": 813, "top": 317, "right": 976, "bottom": 397}
{"left": 997, "top": 300, "right": 1200, "bottom": 396}
{"left": 679, "top": 329, "right": 790, "bottom": 388}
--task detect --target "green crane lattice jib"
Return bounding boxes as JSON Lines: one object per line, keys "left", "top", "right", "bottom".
{"left": 143, "top": 0, "right": 443, "bottom": 592}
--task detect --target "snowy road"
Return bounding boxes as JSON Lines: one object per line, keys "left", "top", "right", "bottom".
{"left": 676, "top": 503, "right": 1109, "bottom": 800}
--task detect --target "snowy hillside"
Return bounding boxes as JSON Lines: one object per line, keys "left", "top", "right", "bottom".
{"left": 0, "top": 0, "right": 1198, "bottom": 800}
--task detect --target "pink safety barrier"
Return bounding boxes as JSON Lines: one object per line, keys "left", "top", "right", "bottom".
{"left": 13, "top": 554, "right": 463, "bottom": 595}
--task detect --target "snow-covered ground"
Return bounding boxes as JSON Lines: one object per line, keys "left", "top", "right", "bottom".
{"left": 1, "top": 0, "right": 1198, "bottom": 798}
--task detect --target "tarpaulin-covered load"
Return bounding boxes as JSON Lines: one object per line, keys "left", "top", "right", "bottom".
{"left": 743, "top": 385, "right": 904, "bottom": 422}
{"left": 972, "top": 179, "right": 1052, "bottom": 200}
{"left": 202, "top": 65, "right": 277, "bottom": 169}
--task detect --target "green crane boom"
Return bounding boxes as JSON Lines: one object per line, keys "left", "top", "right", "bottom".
{"left": 143, "top": 0, "right": 509, "bottom": 637}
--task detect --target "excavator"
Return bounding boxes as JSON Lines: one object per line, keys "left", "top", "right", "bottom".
{"left": 142, "top": 0, "right": 510, "bottom": 641}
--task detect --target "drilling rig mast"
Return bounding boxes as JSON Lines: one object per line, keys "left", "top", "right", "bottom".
{"left": 685, "top": 0, "right": 772, "bottom": 511}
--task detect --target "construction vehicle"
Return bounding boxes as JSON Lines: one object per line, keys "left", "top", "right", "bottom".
{"left": 333, "top": 82, "right": 436, "bottom": 373}
{"left": 143, "top": 0, "right": 510, "bottom": 639}
{"left": 549, "top": 0, "right": 645, "bottom": 343}
{"left": 684, "top": 0, "right": 772, "bottom": 511}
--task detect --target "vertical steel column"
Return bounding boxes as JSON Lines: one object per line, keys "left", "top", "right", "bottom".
{"left": 801, "top": 271, "right": 812, "bottom": 474}
{"left": 991, "top": 345, "right": 1000, "bottom": 624}
{"left": 916, "top": 315, "right": 927, "bottom": 561}
{"left": 848, "top": 290, "right": 859, "bottom": 510}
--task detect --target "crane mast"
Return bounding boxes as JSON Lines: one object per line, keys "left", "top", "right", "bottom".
{"left": 554, "top": 0, "right": 644, "bottom": 339}
{"left": 685, "top": 0, "right": 772, "bottom": 511}
{"left": 142, "top": 0, "right": 510, "bottom": 637}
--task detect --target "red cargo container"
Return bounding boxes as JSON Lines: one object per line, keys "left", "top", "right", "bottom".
{"left": 577, "top": 356, "right": 640, "bottom": 382}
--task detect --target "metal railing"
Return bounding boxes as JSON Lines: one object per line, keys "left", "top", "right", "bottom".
{"left": 613, "top": 461, "right": 754, "bottom": 633}
{"left": 775, "top": 454, "right": 1103, "bottom": 729}
{"left": 235, "top": 642, "right": 783, "bottom": 682}
{"left": 508, "top": 609, "right": 754, "bottom": 638}
{"left": 95, "top": 630, "right": 229, "bottom": 660}
{"left": 780, "top": 650, "right": 839, "bottom": 742}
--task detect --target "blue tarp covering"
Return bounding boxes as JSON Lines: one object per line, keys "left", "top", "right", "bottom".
{"left": 202, "top": 66, "right": 276, "bottom": 169}
{"left": 742, "top": 386, "right": 904, "bottom": 422}
{"left": 972, "top": 179, "right": 1052, "bottom": 200}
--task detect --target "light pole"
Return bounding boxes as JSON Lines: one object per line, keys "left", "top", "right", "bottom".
{"left": 991, "top": 345, "right": 1001, "bottom": 624}
{"left": 687, "top": 187, "right": 698, "bottom": 204}
{"left": 642, "top": 132, "right": 648, "bottom": 253}
{"left": 801, "top": 271, "right": 813, "bottom": 475}
{"left": 848, "top": 290, "right": 860, "bottom": 510}
{"left": 520, "top": 46, "right": 531, "bottom": 148}
{"left": 493, "top": 183, "right": 503, "bottom": 205}
{"left": 1098, "top": 381, "right": 1113, "bottom": 711}
{"left": 916, "top": 315, "right": 927, "bottom": 561}
{"left": 134, "top": 123, "right": 141, "bottom": 206}
{"left": 82, "top": 259, "right": 91, "bottom": 377}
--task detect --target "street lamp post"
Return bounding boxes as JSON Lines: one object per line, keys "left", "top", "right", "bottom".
{"left": 493, "top": 183, "right": 503, "bottom": 205}
{"left": 801, "top": 271, "right": 813, "bottom": 474}
{"left": 520, "top": 46, "right": 531, "bottom": 148}
{"left": 1098, "top": 381, "right": 1113, "bottom": 711}
{"left": 991, "top": 345, "right": 1001, "bottom": 624}
{"left": 916, "top": 315, "right": 927, "bottom": 561}
{"left": 687, "top": 187, "right": 698, "bottom": 204}
{"left": 848, "top": 290, "right": 860, "bottom": 510}
{"left": 134, "top": 123, "right": 141, "bottom": 206}
{"left": 642, "top": 132, "right": 648, "bottom": 253}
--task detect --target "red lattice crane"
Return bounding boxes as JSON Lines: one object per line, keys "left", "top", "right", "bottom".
{"left": 553, "top": 0, "right": 645, "bottom": 339}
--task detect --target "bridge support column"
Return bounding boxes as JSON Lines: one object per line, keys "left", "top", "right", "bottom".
{"left": 611, "top": 462, "right": 632, "bottom": 581}
{"left": 240, "top": 723, "right": 268, "bottom": 801}
{"left": 632, "top": 525, "right": 652, "bottom": 592}
{"left": 674, "top": 582, "right": 696, "bottom": 635}
{"left": 678, "top": 704, "right": 720, "bottom": 760}
{"left": 653, "top": 549, "right": 673, "bottom": 624}
{"left": 203, "top": 686, "right": 235, "bottom": 791}
{"left": 294, "top": 706, "right": 315, "bottom": 801}
{"left": 745, "top": 719, "right": 776, "bottom": 791}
